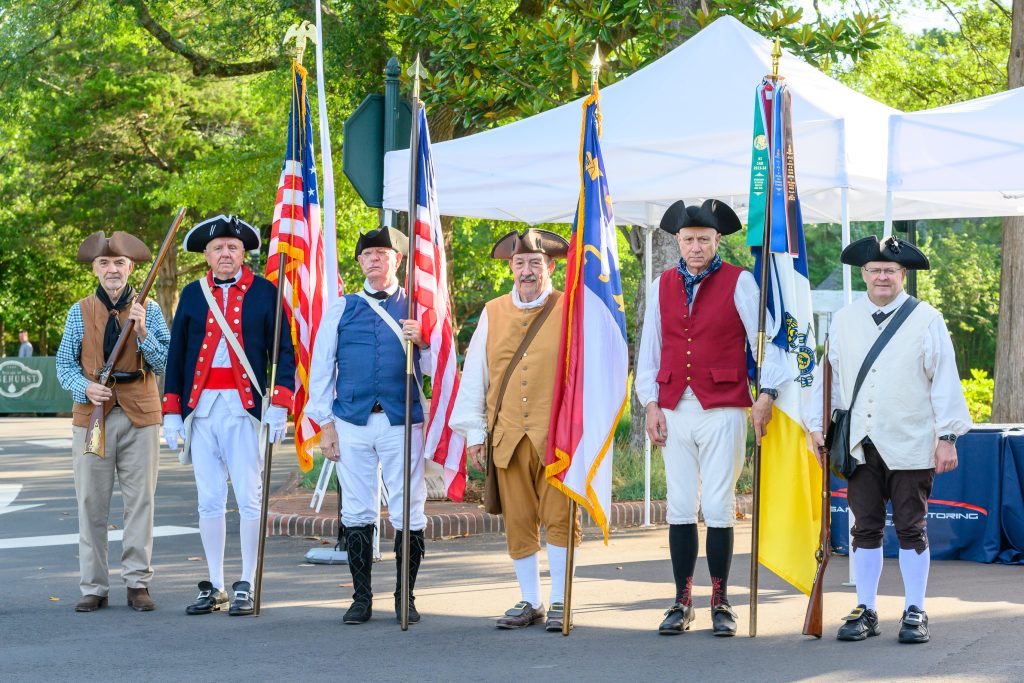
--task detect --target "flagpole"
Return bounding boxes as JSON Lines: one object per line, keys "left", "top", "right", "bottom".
{"left": 252, "top": 25, "right": 316, "bottom": 617}
{"left": 561, "top": 45, "right": 602, "bottom": 637}
{"left": 749, "top": 37, "right": 784, "bottom": 638}
{"left": 400, "top": 54, "right": 423, "bottom": 632}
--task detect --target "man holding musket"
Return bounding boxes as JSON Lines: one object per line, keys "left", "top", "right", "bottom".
{"left": 635, "top": 199, "right": 791, "bottom": 637}
{"left": 162, "top": 215, "right": 294, "bottom": 617}
{"left": 56, "top": 230, "right": 170, "bottom": 612}
{"left": 307, "top": 225, "right": 431, "bottom": 625}
{"left": 451, "top": 228, "right": 581, "bottom": 632}
{"left": 806, "top": 235, "right": 970, "bottom": 644}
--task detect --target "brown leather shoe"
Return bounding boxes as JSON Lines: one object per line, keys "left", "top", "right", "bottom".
{"left": 496, "top": 601, "right": 545, "bottom": 629}
{"left": 74, "top": 594, "right": 108, "bottom": 612}
{"left": 127, "top": 587, "right": 156, "bottom": 612}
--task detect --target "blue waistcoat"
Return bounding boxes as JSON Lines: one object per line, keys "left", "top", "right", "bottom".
{"left": 333, "top": 291, "right": 423, "bottom": 426}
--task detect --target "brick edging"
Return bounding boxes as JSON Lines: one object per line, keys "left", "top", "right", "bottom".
{"left": 267, "top": 494, "right": 752, "bottom": 540}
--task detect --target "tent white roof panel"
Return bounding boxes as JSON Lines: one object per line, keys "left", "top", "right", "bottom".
{"left": 887, "top": 86, "right": 1024, "bottom": 218}
{"left": 382, "top": 16, "right": 897, "bottom": 225}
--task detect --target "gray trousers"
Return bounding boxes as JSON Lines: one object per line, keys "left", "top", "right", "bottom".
{"left": 71, "top": 407, "right": 159, "bottom": 596}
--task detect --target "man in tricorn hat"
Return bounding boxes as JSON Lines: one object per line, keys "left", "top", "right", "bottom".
{"left": 56, "top": 230, "right": 171, "bottom": 612}
{"left": 635, "top": 199, "right": 791, "bottom": 636}
{"left": 804, "top": 235, "right": 970, "bottom": 644}
{"left": 451, "top": 228, "right": 581, "bottom": 632}
{"left": 307, "top": 225, "right": 431, "bottom": 625}
{"left": 162, "top": 215, "right": 295, "bottom": 617}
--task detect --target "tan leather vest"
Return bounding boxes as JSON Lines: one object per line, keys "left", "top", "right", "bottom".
{"left": 485, "top": 291, "right": 563, "bottom": 468}
{"left": 71, "top": 295, "right": 162, "bottom": 428}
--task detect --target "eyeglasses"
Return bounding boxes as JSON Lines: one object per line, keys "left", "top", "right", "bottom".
{"left": 863, "top": 267, "right": 903, "bottom": 276}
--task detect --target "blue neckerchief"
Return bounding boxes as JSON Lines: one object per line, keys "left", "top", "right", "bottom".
{"left": 677, "top": 253, "right": 722, "bottom": 303}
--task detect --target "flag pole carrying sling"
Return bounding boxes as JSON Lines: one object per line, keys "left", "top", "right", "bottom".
{"left": 749, "top": 38, "right": 784, "bottom": 638}
{"left": 400, "top": 55, "right": 424, "bottom": 632}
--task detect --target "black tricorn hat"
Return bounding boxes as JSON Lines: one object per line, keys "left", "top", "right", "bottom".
{"left": 77, "top": 231, "right": 152, "bottom": 264}
{"left": 659, "top": 199, "right": 743, "bottom": 236}
{"left": 183, "top": 215, "right": 261, "bottom": 253}
{"left": 840, "top": 235, "right": 930, "bottom": 270}
{"left": 354, "top": 226, "right": 409, "bottom": 258}
{"left": 490, "top": 228, "right": 570, "bottom": 260}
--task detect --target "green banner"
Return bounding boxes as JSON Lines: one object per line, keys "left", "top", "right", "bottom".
{"left": 0, "top": 357, "right": 70, "bottom": 414}
{"left": 747, "top": 88, "right": 769, "bottom": 247}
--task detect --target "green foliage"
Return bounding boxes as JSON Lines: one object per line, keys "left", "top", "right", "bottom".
{"left": 300, "top": 453, "right": 339, "bottom": 491}
{"left": 917, "top": 230, "right": 1001, "bottom": 376}
{"left": 839, "top": 0, "right": 1010, "bottom": 109}
{"left": 961, "top": 368, "right": 994, "bottom": 423}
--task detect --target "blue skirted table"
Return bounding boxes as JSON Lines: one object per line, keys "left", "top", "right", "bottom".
{"left": 830, "top": 425, "right": 1024, "bottom": 564}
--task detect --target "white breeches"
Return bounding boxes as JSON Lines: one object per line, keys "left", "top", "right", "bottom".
{"left": 335, "top": 413, "right": 427, "bottom": 531}
{"left": 662, "top": 396, "right": 747, "bottom": 528}
{"left": 190, "top": 398, "right": 263, "bottom": 521}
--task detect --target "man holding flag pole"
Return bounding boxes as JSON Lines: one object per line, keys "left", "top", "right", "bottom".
{"left": 544, "top": 46, "right": 629, "bottom": 636}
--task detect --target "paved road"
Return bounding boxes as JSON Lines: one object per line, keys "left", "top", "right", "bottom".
{"left": 1, "top": 417, "right": 1022, "bottom": 682}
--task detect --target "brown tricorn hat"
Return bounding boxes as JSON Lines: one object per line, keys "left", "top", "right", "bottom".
{"left": 76, "top": 231, "right": 153, "bottom": 264}
{"left": 490, "top": 228, "right": 570, "bottom": 260}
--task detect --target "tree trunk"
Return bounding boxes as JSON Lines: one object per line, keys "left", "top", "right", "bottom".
{"left": 623, "top": 0, "right": 700, "bottom": 451}
{"left": 625, "top": 226, "right": 682, "bottom": 451}
{"left": 155, "top": 241, "right": 179, "bottom": 327}
{"left": 992, "top": 0, "right": 1024, "bottom": 423}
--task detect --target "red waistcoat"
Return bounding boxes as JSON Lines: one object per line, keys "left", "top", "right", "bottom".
{"left": 657, "top": 262, "right": 752, "bottom": 410}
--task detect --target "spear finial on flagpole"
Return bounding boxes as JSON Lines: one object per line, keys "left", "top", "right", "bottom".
{"left": 283, "top": 20, "right": 317, "bottom": 66}
{"left": 408, "top": 53, "right": 429, "bottom": 101}
{"left": 590, "top": 44, "right": 602, "bottom": 89}
{"left": 771, "top": 37, "right": 782, "bottom": 80}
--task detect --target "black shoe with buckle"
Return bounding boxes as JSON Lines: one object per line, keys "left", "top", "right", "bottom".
{"left": 898, "top": 605, "right": 929, "bottom": 644}
{"left": 545, "top": 601, "right": 571, "bottom": 632}
{"left": 185, "top": 581, "right": 228, "bottom": 615}
{"left": 711, "top": 601, "right": 737, "bottom": 637}
{"left": 837, "top": 604, "right": 881, "bottom": 641}
{"left": 496, "top": 601, "right": 545, "bottom": 629}
{"left": 658, "top": 602, "right": 695, "bottom": 635}
{"left": 228, "top": 581, "right": 254, "bottom": 616}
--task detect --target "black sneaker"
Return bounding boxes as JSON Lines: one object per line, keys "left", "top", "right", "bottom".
{"left": 837, "top": 604, "right": 881, "bottom": 641}
{"left": 228, "top": 581, "right": 254, "bottom": 616}
{"left": 898, "top": 605, "right": 929, "bottom": 644}
{"left": 185, "top": 581, "right": 228, "bottom": 615}
{"left": 658, "top": 602, "right": 695, "bottom": 635}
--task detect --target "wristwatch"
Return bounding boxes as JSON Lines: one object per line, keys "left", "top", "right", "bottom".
{"left": 938, "top": 434, "right": 958, "bottom": 444}
{"left": 758, "top": 387, "right": 779, "bottom": 400}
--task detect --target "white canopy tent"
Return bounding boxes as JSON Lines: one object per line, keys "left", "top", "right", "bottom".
{"left": 383, "top": 15, "right": 898, "bottom": 229}
{"left": 884, "top": 86, "right": 1024, "bottom": 233}
{"left": 383, "top": 15, "right": 902, "bottom": 526}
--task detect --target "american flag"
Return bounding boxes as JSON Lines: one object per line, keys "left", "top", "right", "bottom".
{"left": 266, "top": 61, "right": 327, "bottom": 473}
{"left": 412, "top": 106, "right": 467, "bottom": 501}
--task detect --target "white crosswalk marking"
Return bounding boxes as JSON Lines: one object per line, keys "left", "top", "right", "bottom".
{"left": 0, "top": 525, "right": 199, "bottom": 550}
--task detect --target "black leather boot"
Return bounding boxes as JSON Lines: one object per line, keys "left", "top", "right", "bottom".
{"left": 394, "top": 529, "right": 425, "bottom": 623}
{"left": 343, "top": 525, "right": 374, "bottom": 624}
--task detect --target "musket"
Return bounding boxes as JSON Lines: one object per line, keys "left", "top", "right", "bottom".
{"left": 84, "top": 207, "right": 187, "bottom": 457}
{"left": 802, "top": 339, "right": 832, "bottom": 637}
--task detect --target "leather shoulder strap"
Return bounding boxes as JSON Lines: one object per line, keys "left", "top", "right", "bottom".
{"left": 489, "top": 291, "right": 561, "bottom": 432}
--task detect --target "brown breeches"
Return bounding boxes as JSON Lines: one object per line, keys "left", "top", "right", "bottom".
{"left": 848, "top": 444, "right": 935, "bottom": 553}
{"left": 496, "top": 435, "right": 582, "bottom": 559}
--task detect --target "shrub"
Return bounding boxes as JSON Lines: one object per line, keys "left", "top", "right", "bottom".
{"left": 961, "top": 368, "right": 994, "bottom": 423}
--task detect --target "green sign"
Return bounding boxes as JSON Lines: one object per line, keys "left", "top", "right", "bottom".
{"left": 343, "top": 94, "right": 412, "bottom": 209}
{"left": 0, "top": 357, "right": 69, "bottom": 413}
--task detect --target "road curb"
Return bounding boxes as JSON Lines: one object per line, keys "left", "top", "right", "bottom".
{"left": 267, "top": 495, "right": 753, "bottom": 541}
